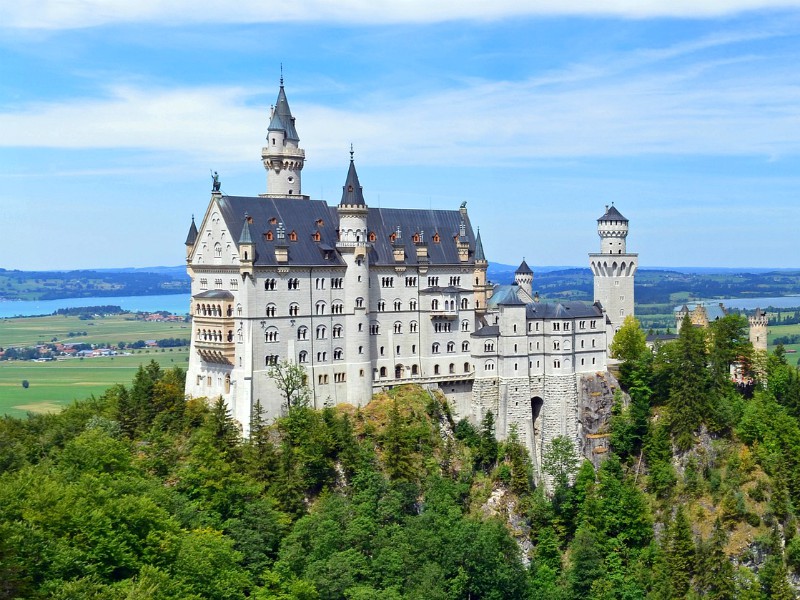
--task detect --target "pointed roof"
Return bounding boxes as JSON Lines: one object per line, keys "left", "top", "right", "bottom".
{"left": 267, "top": 80, "right": 299, "bottom": 141}
{"left": 238, "top": 215, "right": 255, "bottom": 245}
{"left": 598, "top": 204, "right": 628, "bottom": 222}
{"left": 495, "top": 286, "right": 527, "bottom": 306}
{"left": 339, "top": 153, "right": 366, "bottom": 206}
{"left": 474, "top": 228, "right": 486, "bottom": 262}
{"left": 185, "top": 216, "right": 198, "bottom": 246}
{"left": 515, "top": 259, "right": 533, "bottom": 275}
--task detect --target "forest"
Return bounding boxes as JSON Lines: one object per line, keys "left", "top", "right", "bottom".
{"left": 2, "top": 314, "right": 800, "bottom": 598}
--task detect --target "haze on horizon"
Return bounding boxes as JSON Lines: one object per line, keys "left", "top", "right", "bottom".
{"left": 2, "top": 1, "right": 800, "bottom": 271}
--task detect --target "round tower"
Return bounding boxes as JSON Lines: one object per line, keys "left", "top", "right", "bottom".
{"left": 597, "top": 203, "right": 629, "bottom": 254}
{"left": 749, "top": 308, "right": 768, "bottom": 353}
{"left": 589, "top": 204, "right": 638, "bottom": 355}
{"left": 336, "top": 150, "right": 373, "bottom": 404}
{"left": 261, "top": 76, "right": 305, "bottom": 197}
{"left": 514, "top": 259, "right": 533, "bottom": 299}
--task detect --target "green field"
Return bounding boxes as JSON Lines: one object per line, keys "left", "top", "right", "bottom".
{"left": 0, "top": 349, "right": 190, "bottom": 418}
{"left": 0, "top": 314, "right": 190, "bottom": 348}
{"left": 768, "top": 322, "right": 800, "bottom": 364}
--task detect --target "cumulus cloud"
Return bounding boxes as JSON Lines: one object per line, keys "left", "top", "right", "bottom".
{"left": 6, "top": 0, "right": 800, "bottom": 29}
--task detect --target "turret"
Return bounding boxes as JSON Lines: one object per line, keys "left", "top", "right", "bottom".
{"left": 514, "top": 259, "right": 533, "bottom": 298}
{"left": 596, "top": 203, "right": 629, "bottom": 255}
{"left": 749, "top": 308, "right": 768, "bottom": 353}
{"left": 238, "top": 214, "right": 256, "bottom": 280}
{"left": 261, "top": 75, "right": 306, "bottom": 197}
{"left": 184, "top": 216, "right": 198, "bottom": 261}
{"left": 473, "top": 228, "right": 489, "bottom": 313}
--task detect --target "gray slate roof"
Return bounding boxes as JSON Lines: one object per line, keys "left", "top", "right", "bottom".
{"left": 492, "top": 286, "right": 527, "bottom": 306}
{"left": 193, "top": 290, "right": 234, "bottom": 300}
{"left": 474, "top": 228, "right": 486, "bottom": 262}
{"left": 267, "top": 84, "right": 299, "bottom": 141}
{"left": 598, "top": 204, "right": 628, "bottom": 222}
{"left": 214, "top": 195, "right": 479, "bottom": 268}
{"left": 340, "top": 159, "right": 366, "bottom": 206}
{"left": 472, "top": 325, "right": 500, "bottom": 337}
{"left": 515, "top": 260, "right": 533, "bottom": 275}
{"left": 185, "top": 217, "right": 198, "bottom": 246}
{"left": 526, "top": 301, "right": 604, "bottom": 319}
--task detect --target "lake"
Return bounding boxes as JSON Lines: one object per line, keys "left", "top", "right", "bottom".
{"left": 706, "top": 296, "right": 800, "bottom": 311}
{"left": 0, "top": 294, "right": 190, "bottom": 319}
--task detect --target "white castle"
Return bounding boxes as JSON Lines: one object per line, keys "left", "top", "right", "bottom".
{"left": 184, "top": 79, "right": 636, "bottom": 474}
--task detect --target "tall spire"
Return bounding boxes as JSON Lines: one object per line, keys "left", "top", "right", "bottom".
{"left": 475, "top": 227, "right": 486, "bottom": 262}
{"left": 262, "top": 72, "right": 305, "bottom": 196}
{"left": 185, "top": 215, "right": 198, "bottom": 246}
{"left": 339, "top": 147, "right": 366, "bottom": 206}
{"left": 238, "top": 214, "right": 254, "bottom": 245}
{"left": 267, "top": 72, "right": 299, "bottom": 141}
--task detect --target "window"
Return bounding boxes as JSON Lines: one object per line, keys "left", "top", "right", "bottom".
{"left": 265, "top": 328, "right": 279, "bottom": 343}
{"left": 214, "top": 243, "right": 222, "bottom": 257}
{"left": 297, "top": 326, "right": 308, "bottom": 340}
{"left": 581, "top": 340, "right": 585, "bottom": 348}
{"left": 299, "top": 351, "right": 308, "bottom": 363}
{"left": 200, "top": 278, "right": 208, "bottom": 290}
{"left": 318, "top": 374, "right": 329, "bottom": 385}
{"left": 316, "top": 325, "right": 326, "bottom": 339}
{"left": 460, "top": 297, "right": 468, "bottom": 309}
{"left": 334, "top": 373, "right": 346, "bottom": 383}
{"left": 356, "top": 297, "right": 364, "bottom": 308}
{"left": 431, "top": 299, "right": 440, "bottom": 311}
{"left": 289, "top": 303, "right": 299, "bottom": 316}
{"left": 378, "top": 300, "right": 386, "bottom": 312}
{"left": 331, "top": 277, "right": 343, "bottom": 289}
{"left": 409, "top": 299, "right": 417, "bottom": 311}
{"left": 484, "top": 360, "right": 495, "bottom": 371}
{"left": 316, "top": 301, "right": 326, "bottom": 315}
{"left": 237, "top": 304, "right": 242, "bottom": 316}
{"left": 428, "top": 276, "right": 439, "bottom": 287}
{"left": 333, "top": 324, "right": 343, "bottom": 338}
{"left": 380, "top": 346, "right": 385, "bottom": 356}
{"left": 315, "top": 277, "right": 325, "bottom": 290}
{"left": 449, "top": 363, "right": 455, "bottom": 374}
{"left": 592, "top": 339, "right": 596, "bottom": 348}
{"left": 332, "top": 302, "right": 344, "bottom": 315}
{"left": 434, "top": 364, "right": 440, "bottom": 374}
{"left": 394, "top": 322, "right": 402, "bottom": 334}
{"left": 230, "top": 279, "right": 238, "bottom": 290}
{"left": 461, "top": 320, "right": 470, "bottom": 332}
{"left": 462, "top": 341, "right": 470, "bottom": 352}
{"left": 449, "top": 276, "right": 461, "bottom": 286}
{"left": 370, "top": 323, "right": 380, "bottom": 335}
{"left": 405, "top": 276, "right": 417, "bottom": 287}
{"left": 394, "top": 300, "right": 402, "bottom": 311}
{"left": 317, "top": 351, "right": 327, "bottom": 362}
{"left": 554, "top": 359, "right": 561, "bottom": 368}
{"left": 564, "top": 322, "right": 570, "bottom": 331}
{"left": 288, "top": 278, "right": 299, "bottom": 290}
{"left": 409, "top": 321, "right": 418, "bottom": 333}
{"left": 447, "top": 341, "right": 455, "bottom": 353}
{"left": 381, "top": 276, "right": 394, "bottom": 288}
{"left": 432, "top": 342, "right": 440, "bottom": 354}
{"left": 590, "top": 320, "right": 597, "bottom": 329}
{"left": 484, "top": 341, "right": 494, "bottom": 352}
{"left": 553, "top": 322, "right": 560, "bottom": 331}
{"left": 264, "top": 278, "right": 276, "bottom": 291}
{"left": 579, "top": 320, "right": 586, "bottom": 329}
{"left": 265, "top": 303, "right": 276, "bottom": 317}
{"left": 553, "top": 341, "right": 560, "bottom": 350}
{"left": 265, "top": 355, "right": 279, "bottom": 366}
{"left": 464, "top": 362, "right": 471, "bottom": 373}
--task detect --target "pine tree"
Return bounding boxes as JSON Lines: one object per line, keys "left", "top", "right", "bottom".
{"left": 668, "top": 315, "right": 711, "bottom": 451}
{"left": 696, "top": 519, "right": 735, "bottom": 600}
{"left": 475, "top": 410, "right": 498, "bottom": 473}
{"left": 667, "top": 506, "right": 695, "bottom": 599}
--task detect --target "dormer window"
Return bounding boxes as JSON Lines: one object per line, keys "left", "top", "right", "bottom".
{"left": 412, "top": 233, "right": 420, "bottom": 243}
{"left": 269, "top": 217, "right": 277, "bottom": 225}
{"left": 432, "top": 233, "right": 440, "bottom": 243}
{"left": 316, "top": 219, "right": 324, "bottom": 227}
{"left": 265, "top": 231, "right": 273, "bottom": 241}
{"left": 289, "top": 230, "right": 298, "bottom": 241}
{"left": 348, "top": 185, "right": 354, "bottom": 192}
{"left": 369, "top": 232, "right": 376, "bottom": 242}
{"left": 312, "top": 231, "right": 321, "bottom": 242}
{"left": 389, "top": 233, "right": 396, "bottom": 243}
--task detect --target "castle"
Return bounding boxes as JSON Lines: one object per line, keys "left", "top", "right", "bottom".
{"left": 184, "top": 80, "right": 635, "bottom": 474}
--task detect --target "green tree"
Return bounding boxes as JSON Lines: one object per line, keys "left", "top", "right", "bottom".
{"left": 668, "top": 315, "right": 711, "bottom": 451}
{"left": 696, "top": 519, "right": 735, "bottom": 600}
{"left": 542, "top": 435, "right": 578, "bottom": 490}
{"left": 666, "top": 506, "right": 695, "bottom": 599}
{"left": 268, "top": 360, "right": 310, "bottom": 411}
{"left": 610, "top": 315, "right": 649, "bottom": 363}
{"left": 474, "top": 410, "right": 498, "bottom": 472}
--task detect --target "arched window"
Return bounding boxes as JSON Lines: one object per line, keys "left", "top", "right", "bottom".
{"left": 464, "top": 362, "right": 470, "bottom": 373}
{"left": 434, "top": 364, "right": 440, "bottom": 374}
{"left": 379, "top": 366, "right": 387, "bottom": 378}
{"left": 297, "top": 326, "right": 308, "bottom": 340}
{"left": 409, "top": 299, "right": 417, "bottom": 310}
{"left": 394, "top": 299, "right": 401, "bottom": 311}
{"left": 461, "top": 319, "right": 470, "bottom": 332}
{"left": 394, "top": 322, "right": 402, "bottom": 334}
{"left": 484, "top": 341, "right": 494, "bottom": 352}
{"left": 289, "top": 303, "right": 299, "bottom": 316}
{"left": 431, "top": 299, "right": 439, "bottom": 311}
{"left": 298, "top": 350, "right": 308, "bottom": 363}
{"left": 332, "top": 302, "right": 344, "bottom": 315}
{"left": 449, "top": 363, "right": 455, "bottom": 374}
{"left": 462, "top": 341, "right": 470, "bottom": 352}
{"left": 447, "top": 341, "right": 455, "bottom": 353}
{"left": 266, "top": 303, "right": 276, "bottom": 317}
{"left": 316, "top": 325, "right": 326, "bottom": 339}
{"left": 334, "top": 348, "right": 343, "bottom": 360}
{"left": 432, "top": 342, "right": 440, "bottom": 354}
{"left": 412, "top": 364, "right": 419, "bottom": 375}
{"left": 356, "top": 297, "right": 364, "bottom": 308}
{"left": 265, "top": 328, "right": 279, "bottom": 343}
{"left": 409, "top": 321, "right": 418, "bottom": 333}
{"left": 333, "top": 324, "right": 343, "bottom": 338}
{"left": 484, "top": 360, "right": 495, "bottom": 371}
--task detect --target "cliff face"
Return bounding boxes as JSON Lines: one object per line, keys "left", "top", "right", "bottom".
{"left": 577, "top": 371, "right": 623, "bottom": 467}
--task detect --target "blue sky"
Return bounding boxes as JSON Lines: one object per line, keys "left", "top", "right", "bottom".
{"left": 2, "top": 2, "right": 800, "bottom": 271}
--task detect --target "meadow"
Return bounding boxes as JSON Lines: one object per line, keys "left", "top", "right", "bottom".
{"left": 0, "top": 314, "right": 192, "bottom": 418}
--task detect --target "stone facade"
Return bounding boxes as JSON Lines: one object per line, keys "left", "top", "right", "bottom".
{"left": 184, "top": 80, "right": 634, "bottom": 484}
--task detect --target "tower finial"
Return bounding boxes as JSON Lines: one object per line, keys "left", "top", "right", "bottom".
{"left": 350, "top": 143, "right": 354, "bottom": 162}
{"left": 280, "top": 63, "right": 284, "bottom": 86}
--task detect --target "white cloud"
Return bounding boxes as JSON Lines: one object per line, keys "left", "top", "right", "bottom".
{"left": 2, "top": 31, "right": 800, "bottom": 169}
{"left": 6, "top": 0, "right": 800, "bottom": 30}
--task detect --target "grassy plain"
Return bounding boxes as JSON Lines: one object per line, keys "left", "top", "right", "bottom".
{"left": 767, "top": 322, "right": 800, "bottom": 363}
{"left": 0, "top": 314, "right": 192, "bottom": 418}
{"left": 0, "top": 349, "right": 190, "bottom": 418}
{"left": 0, "top": 314, "right": 190, "bottom": 348}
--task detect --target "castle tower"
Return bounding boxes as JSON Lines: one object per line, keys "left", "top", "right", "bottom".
{"left": 514, "top": 259, "right": 533, "bottom": 299}
{"left": 261, "top": 76, "right": 306, "bottom": 197}
{"left": 749, "top": 308, "right": 768, "bottom": 353}
{"left": 184, "top": 216, "right": 198, "bottom": 262}
{"left": 336, "top": 150, "right": 373, "bottom": 404}
{"left": 473, "top": 228, "right": 489, "bottom": 316}
{"left": 589, "top": 204, "right": 638, "bottom": 353}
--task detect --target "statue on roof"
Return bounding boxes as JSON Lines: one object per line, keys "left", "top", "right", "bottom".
{"left": 211, "top": 171, "right": 221, "bottom": 192}
{"left": 460, "top": 201, "right": 467, "bottom": 209}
